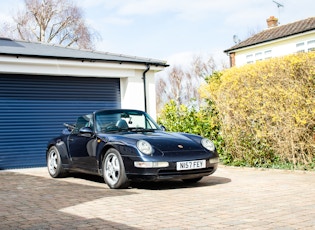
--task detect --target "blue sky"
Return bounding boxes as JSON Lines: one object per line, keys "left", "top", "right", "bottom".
{"left": 1, "top": 0, "right": 314, "bottom": 67}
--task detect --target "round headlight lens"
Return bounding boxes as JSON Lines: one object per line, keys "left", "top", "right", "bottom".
{"left": 201, "top": 138, "right": 215, "bottom": 151}
{"left": 137, "top": 140, "right": 153, "bottom": 155}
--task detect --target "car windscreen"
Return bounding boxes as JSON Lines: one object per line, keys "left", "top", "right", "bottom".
{"left": 95, "top": 110, "right": 161, "bottom": 133}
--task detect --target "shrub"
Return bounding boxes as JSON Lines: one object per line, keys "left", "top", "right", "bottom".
{"left": 158, "top": 100, "right": 224, "bottom": 155}
{"left": 200, "top": 53, "right": 315, "bottom": 169}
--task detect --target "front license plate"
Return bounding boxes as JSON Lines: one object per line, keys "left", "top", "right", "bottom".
{"left": 176, "top": 160, "right": 206, "bottom": 171}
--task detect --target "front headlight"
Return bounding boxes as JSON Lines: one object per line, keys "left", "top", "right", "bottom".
{"left": 201, "top": 138, "right": 215, "bottom": 151}
{"left": 137, "top": 140, "right": 153, "bottom": 155}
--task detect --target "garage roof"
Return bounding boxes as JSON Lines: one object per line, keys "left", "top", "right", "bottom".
{"left": 0, "top": 37, "right": 168, "bottom": 67}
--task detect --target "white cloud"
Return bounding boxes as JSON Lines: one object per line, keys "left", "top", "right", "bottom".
{"left": 165, "top": 51, "right": 196, "bottom": 67}
{"left": 79, "top": 0, "right": 269, "bottom": 22}
{"left": 164, "top": 51, "right": 228, "bottom": 69}
{"left": 0, "top": 13, "right": 12, "bottom": 23}
{"left": 113, "top": 0, "right": 278, "bottom": 22}
{"left": 102, "top": 16, "right": 133, "bottom": 26}
{"left": 0, "top": 0, "right": 23, "bottom": 23}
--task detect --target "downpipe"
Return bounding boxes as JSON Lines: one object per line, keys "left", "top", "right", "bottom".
{"left": 142, "top": 64, "right": 150, "bottom": 112}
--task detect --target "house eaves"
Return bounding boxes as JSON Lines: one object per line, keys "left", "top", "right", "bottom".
{"left": 0, "top": 37, "right": 169, "bottom": 67}
{"left": 224, "top": 17, "right": 315, "bottom": 54}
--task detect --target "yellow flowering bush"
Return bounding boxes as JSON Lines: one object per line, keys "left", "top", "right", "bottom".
{"left": 200, "top": 53, "right": 315, "bottom": 169}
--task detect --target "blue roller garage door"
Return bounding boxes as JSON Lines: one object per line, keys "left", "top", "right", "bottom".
{"left": 0, "top": 74, "right": 120, "bottom": 169}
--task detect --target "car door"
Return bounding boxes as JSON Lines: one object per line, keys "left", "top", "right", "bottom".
{"left": 68, "top": 115, "right": 97, "bottom": 171}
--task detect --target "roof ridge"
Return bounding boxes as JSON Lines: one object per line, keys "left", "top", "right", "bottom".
{"left": 276, "top": 16, "right": 315, "bottom": 28}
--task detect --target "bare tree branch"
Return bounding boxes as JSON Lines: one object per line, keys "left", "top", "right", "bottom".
{"left": 3, "top": 0, "right": 100, "bottom": 50}
{"left": 156, "top": 54, "right": 225, "bottom": 113}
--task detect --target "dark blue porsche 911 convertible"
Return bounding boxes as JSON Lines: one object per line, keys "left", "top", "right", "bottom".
{"left": 46, "top": 109, "right": 219, "bottom": 189}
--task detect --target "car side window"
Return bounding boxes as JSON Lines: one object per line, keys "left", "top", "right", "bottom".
{"left": 72, "top": 115, "right": 93, "bottom": 134}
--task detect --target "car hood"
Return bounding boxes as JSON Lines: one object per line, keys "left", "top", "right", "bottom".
{"left": 99, "top": 131, "right": 204, "bottom": 152}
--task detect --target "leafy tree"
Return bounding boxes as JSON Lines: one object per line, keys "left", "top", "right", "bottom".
{"left": 1, "top": 0, "right": 99, "bottom": 49}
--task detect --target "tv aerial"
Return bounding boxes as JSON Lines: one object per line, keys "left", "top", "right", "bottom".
{"left": 233, "top": 35, "right": 241, "bottom": 44}
{"left": 273, "top": 0, "right": 284, "bottom": 8}
{"left": 272, "top": 0, "right": 284, "bottom": 24}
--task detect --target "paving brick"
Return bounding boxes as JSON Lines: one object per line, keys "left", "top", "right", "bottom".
{"left": 1, "top": 166, "right": 315, "bottom": 229}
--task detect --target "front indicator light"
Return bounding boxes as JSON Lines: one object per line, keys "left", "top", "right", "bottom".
{"left": 209, "top": 157, "right": 219, "bottom": 164}
{"left": 134, "top": 161, "right": 169, "bottom": 168}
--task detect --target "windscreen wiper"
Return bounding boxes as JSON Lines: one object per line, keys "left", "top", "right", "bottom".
{"left": 130, "top": 127, "right": 155, "bottom": 132}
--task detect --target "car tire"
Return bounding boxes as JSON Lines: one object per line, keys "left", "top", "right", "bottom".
{"left": 182, "top": 177, "right": 203, "bottom": 183}
{"left": 103, "top": 148, "right": 129, "bottom": 189}
{"left": 47, "top": 146, "right": 67, "bottom": 178}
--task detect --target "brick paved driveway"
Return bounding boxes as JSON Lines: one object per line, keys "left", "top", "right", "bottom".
{"left": 1, "top": 166, "right": 315, "bottom": 230}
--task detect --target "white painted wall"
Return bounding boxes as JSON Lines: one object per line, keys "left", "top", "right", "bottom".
{"left": 0, "top": 55, "right": 165, "bottom": 118}
{"left": 120, "top": 69, "right": 157, "bottom": 118}
{"left": 234, "top": 31, "right": 315, "bottom": 66}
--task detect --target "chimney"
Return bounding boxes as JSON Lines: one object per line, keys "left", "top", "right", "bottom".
{"left": 266, "top": 16, "right": 278, "bottom": 28}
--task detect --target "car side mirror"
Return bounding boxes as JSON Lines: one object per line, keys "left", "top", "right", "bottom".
{"left": 160, "top": 125, "right": 166, "bottom": 131}
{"left": 79, "top": 127, "right": 94, "bottom": 137}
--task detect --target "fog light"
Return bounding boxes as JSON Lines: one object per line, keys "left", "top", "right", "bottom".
{"left": 134, "top": 161, "right": 169, "bottom": 168}
{"left": 209, "top": 157, "right": 219, "bottom": 164}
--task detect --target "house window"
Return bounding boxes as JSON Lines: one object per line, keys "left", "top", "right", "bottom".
{"left": 307, "top": 40, "right": 315, "bottom": 52}
{"left": 296, "top": 42, "right": 305, "bottom": 53}
{"left": 246, "top": 54, "right": 254, "bottom": 64}
{"left": 245, "top": 50, "right": 272, "bottom": 64}
{"left": 255, "top": 52, "right": 262, "bottom": 61}
{"left": 264, "top": 50, "right": 272, "bottom": 59}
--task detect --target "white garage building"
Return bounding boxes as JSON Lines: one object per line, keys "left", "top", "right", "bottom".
{"left": 0, "top": 38, "right": 168, "bottom": 169}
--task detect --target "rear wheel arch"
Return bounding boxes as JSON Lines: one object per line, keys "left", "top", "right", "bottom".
{"left": 47, "top": 145, "right": 68, "bottom": 178}
{"left": 47, "top": 141, "right": 70, "bottom": 164}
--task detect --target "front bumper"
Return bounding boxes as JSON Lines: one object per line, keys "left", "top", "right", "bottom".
{"left": 126, "top": 160, "right": 218, "bottom": 181}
